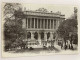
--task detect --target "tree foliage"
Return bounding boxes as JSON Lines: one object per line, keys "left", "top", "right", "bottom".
{"left": 57, "top": 19, "right": 78, "bottom": 44}
{"left": 3, "top": 3, "right": 26, "bottom": 50}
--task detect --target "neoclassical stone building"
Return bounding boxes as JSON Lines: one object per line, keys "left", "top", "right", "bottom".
{"left": 22, "top": 8, "right": 65, "bottom": 47}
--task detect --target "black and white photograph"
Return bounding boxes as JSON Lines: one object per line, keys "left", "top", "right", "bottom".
{"left": 1, "top": 2, "right": 78, "bottom": 57}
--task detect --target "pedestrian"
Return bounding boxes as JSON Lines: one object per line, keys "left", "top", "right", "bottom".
{"left": 61, "top": 43, "right": 63, "bottom": 49}
{"left": 65, "top": 45, "right": 67, "bottom": 50}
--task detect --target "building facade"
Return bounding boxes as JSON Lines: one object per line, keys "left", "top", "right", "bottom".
{"left": 22, "top": 8, "right": 65, "bottom": 48}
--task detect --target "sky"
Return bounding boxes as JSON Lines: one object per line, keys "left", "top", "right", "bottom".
{"left": 22, "top": 3, "right": 77, "bottom": 19}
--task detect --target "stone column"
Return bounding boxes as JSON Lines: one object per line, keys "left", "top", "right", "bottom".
{"left": 43, "top": 19, "right": 45, "bottom": 29}
{"left": 44, "top": 32, "right": 47, "bottom": 46}
{"left": 44, "top": 32, "right": 47, "bottom": 41}
{"left": 39, "top": 19, "right": 40, "bottom": 29}
{"left": 37, "top": 18, "right": 38, "bottom": 29}
{"left": 38, "top": 32, "right": 41, "bottom": 45}
{"left": 56, "top": 20, "right": 57, "bottom": 29}
{"left": 50, "top": 32, "right": 53, "bottom": 40}
{"left": 50, "top": 19, "right": 51, "bottom": 29}
{"left": 40, "top": 19, "right": 42, "bottom": 28}
{"left": 22, "top": 19, "right": 26, "bottom": 28}
{"left": 38, "top": 33, "right": 41, "bottom": 40}
{"left": 31, "top": 32, "right": 34, "bottom": 40}
{"left": 58, "top": 20, "right": 59, "bottom": 28}
{"left": 50, "top": 32, "right": 54, "bottom": 46}
{"left": 30, "top": 18, "right": 32, "bottom": 28}
{"left": 34, "top": 18, "right": 35, "bottom": 28}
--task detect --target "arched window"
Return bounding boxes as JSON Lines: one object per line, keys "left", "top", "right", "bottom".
{"left": 27, "top": 32, "right": 31, "bottom": 39}
{"left": 34, "top": 32, "right": 38, "bottom": 40}
{"left": 47, "top": 32, "right": 50, "bottom": 39}
{"left": 53, "top": 33, "right": 56, "bottom": 39}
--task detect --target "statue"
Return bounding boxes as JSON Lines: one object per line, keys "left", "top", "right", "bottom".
{"left": 36, "top": 8, "right": 48, "bottom": 13}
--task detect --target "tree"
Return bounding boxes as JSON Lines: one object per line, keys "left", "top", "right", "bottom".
{"left": 57, "top": 19, "right": 78, "bottom": 47}
{"left": 3, "top": 3, "right": 26, "bottom": 51}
